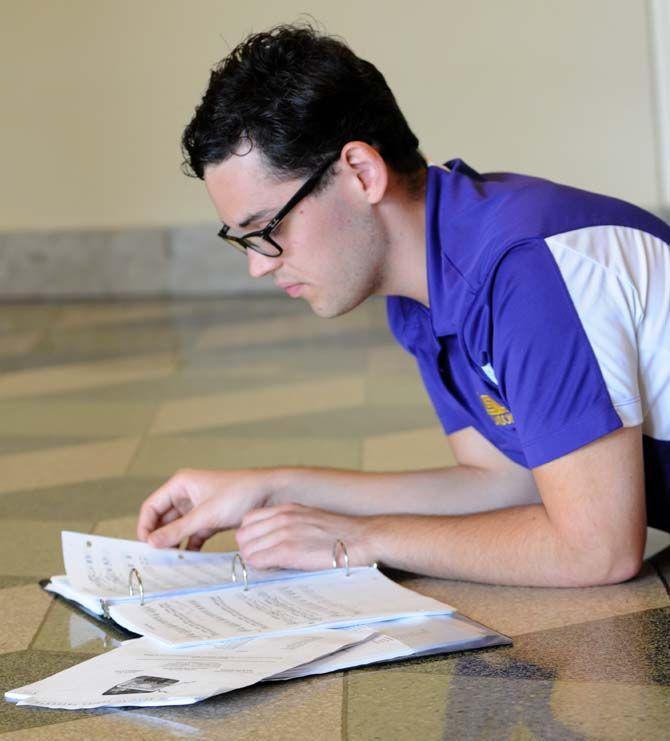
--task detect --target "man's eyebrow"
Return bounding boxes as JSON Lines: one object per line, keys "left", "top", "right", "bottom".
{"left": 237, "top": 207, "right": 276, "bottom": 230}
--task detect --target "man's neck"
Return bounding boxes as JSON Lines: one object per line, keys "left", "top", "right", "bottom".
{"left": 375, "top": 180, "right": 429, "bottom": 307}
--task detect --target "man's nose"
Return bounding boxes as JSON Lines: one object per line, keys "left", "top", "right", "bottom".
{"left": 247, "top": 249, "right": 280, "bottom": 279}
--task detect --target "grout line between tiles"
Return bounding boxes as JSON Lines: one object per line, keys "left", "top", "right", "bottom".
{"left": 341, "top": 672, "right": 349, "bottom": 741}
{"left": 651, "top": 560, "right": 670, "bottom": 599}
{"left": 26, "top": 591, "right": 57, "bottom": 651}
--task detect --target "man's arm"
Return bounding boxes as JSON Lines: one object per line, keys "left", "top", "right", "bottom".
{"left": 139, "top": 426, "right": 539, "bottom": 548}
{"left": 236, "top": 425, "right": 646, "bottom": 586}
{"left": 266, "top": 426, "right": 540, "bottom": 516}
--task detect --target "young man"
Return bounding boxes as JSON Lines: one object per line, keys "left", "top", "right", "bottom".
{"left": 137, "top": 25, "right": 670, "bottom": 587}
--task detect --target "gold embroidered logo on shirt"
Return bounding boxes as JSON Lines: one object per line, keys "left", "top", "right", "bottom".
{"left": 480, "top": 395, "right": 514, "bottom": 426}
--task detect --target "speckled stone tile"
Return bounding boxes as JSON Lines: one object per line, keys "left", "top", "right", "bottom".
{"left": 0, "top": 477, "right": 164, "bottom": 522}
{"left": 0, "top": 305, "right": 63, "bottom": 334}
{"left": 3, "top": 297, "right": 669, "bottom": 739}
{"left": 4, "top": 671, "right": 345, "bottom": 739}
{"left": 0, "top": 399, "right": 158, "bottom": 438}
{"left": 184, "top": 403, "right": 439, "bottom": 440}
{"left": 362, "top": 425, "right": 457, "bottom": 471}
{"left": 0, "top": 352, "right": 176, "bottom": 400}
{"left": 548, "top": 680, "right": 670, "bottom": 740}
{"left": 33, "top": 322, "right": 182, "bottom": 359}
{"left": 364, "top": 370, "right": 436, "bottom": 408}
{"left": 42, "top": 366, "right": 282, "bottom": 404}
{"left": 0, "top": 650, "right": 102, "bottom": 733}
{"left": 0, "top": 435, "right": 98, "bottom": 456}
{"left": 645, "top": 528, "right": 670, "bottom": 560}
{"left": 0, "top": 520, "right": 95, "bottom": 578}
{"left": 149, "top": 375, "right": 366, "bottom": 435}
{"left": 92, "top": 514, "right": 151, "bottom": 541}
{"left": 0, "top": 585, "right": 53, "bottom": 654}
{"left": 120, "top": 674, "right": 345, "bottom": 740}
{"left": 29, "top": 597, "right": 129, "bottom": 655}
{"left": 0, "top": 331, "right": 42, "bottom": 358}
{"left": 650, "top": 544, "right": 670, "bottom": 592}
{"left": 385, "top": 607, "right": 670, "bottom": 685}
{"left": 195, "top": 309, "right": 373, "bottom": 351}
{"left": 129, "top": 434, "right": 361, "bottom": 476}
{"left": 0, "top": 438, "right": 141, "bottom": 496}
{"left": 0, "top": 715, "right": 170, "bottom": 740}
{"left": 396, "top": 562, "right": 669, "bottom": 637}
{"left": 179, "top": 337, "right": 371, "bottom": 376}
{"left": 0, "top": 575, "right": 39, "bottom": 589}
{"left": 349, "top": 670, "right": 668, "bottom": 740}
{"left": 55, "top": 301, "right": 175, "bottom": 329}
{"left": 345, "top": 669, "right": 453, "bottom": 739}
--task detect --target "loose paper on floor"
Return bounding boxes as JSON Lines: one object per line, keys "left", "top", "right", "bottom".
{"left": 6, "top": 629, "right": 374, "bottom": 709}
{"left": 273, "top": 613, "right": 510, "bottom": 679}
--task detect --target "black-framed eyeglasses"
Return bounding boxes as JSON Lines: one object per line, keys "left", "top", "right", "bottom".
{"left": 217, "top": 155, "right": 339, "bottom": 257}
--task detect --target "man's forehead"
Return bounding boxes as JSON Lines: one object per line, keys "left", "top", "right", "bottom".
{"left": 204, "top": 150, "right": 292, "bottom": 229}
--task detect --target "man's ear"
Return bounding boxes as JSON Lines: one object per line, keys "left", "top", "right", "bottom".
{"left": 339, "top": 141, "right": 388, "bottom": 205}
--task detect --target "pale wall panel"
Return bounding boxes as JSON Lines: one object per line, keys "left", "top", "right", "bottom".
{"left": 0, "top": 0, "right": 661, "bottom": 231}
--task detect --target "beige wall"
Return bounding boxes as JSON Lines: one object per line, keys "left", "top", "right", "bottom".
{"left": 0, "top": 0, "right": 663, "bottom": 231}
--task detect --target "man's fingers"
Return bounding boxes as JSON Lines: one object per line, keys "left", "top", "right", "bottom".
{"left": 238, "top": 527, "right": 289, "bottom": 561}
{"left": 240, "top": 503, "right": 305, "bottom": 529}
{"left": 245, "top": 545, "right": 292, "bottom": 570}
{"left": 148, "top": 496, "right": 227, "bottom": 549}
{"left": 237, "top": 510, "right": 301, "bottom": 549}
{"left": 246, "top": 542, "right": 330, "bottom": 571}
{"left": 186, "top": 533, "right": 211, "bottom": 551}
{"left": 148, "top": 506, "right": 203, "bottom": 548}
{"left": 137, "top": 475, "right": 191, "bottom": 541}
{"left": 158, "top": 508, "right": 182, "bottom": 528}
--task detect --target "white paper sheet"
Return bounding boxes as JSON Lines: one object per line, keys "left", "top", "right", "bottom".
{"left": 61, "top": 531, "right": 301, "bottom": 599}
{"left": 273, "top": 614, "right": 497, "bottom": 679}
{"left": 6, "top": 629, "right": 374, "bottom": 709}
{"left": 109, "top": 568, "right": 455, "bottom": 647}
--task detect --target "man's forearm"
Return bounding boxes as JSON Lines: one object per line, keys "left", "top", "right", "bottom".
{"left": 268, "top": 464, "right": 539, "bottom": 517}
{"left": 362, "top": 506, "right": 638, "bottom": 587}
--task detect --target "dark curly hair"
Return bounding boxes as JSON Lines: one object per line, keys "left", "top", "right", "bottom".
{"left": 181, "top": 23, "right": 427, "bottom": 195}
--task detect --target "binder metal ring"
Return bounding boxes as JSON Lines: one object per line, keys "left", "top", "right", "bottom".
{"left": 101, "top": 599, "right": 111, "bottom": 619}
{"left": 332, "top": 539, "right": 350, "bottom": 576}
{"left": 128, "top": 567, "right": 145, "bottom": 605}
{"left": 232, "top": 553, "right": 249, "bottom": 591}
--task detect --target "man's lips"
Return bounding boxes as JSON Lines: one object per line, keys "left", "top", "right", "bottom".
{"left": 277, "top": 282, "right": 304, "bottom": 297}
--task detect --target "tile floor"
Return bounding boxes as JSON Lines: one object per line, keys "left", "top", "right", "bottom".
{"left": 0, "top": 296, "right": 669, "bottom": 739}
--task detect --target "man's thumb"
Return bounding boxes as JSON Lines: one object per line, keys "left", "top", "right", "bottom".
{"left": 148, "top": 509, "right": 200, "bottom": 548}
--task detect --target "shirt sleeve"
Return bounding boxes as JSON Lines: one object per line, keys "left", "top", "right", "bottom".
{"left": 489, "top": 239, "right": 637, "bottom": 468}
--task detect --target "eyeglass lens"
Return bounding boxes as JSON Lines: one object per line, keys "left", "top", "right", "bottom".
{"left": 225, "top": 235, "right": 281, "bottom": 257}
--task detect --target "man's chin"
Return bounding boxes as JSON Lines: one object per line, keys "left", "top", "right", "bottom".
{"left": 308, "top": 293, "right": 368, "bottom": 319}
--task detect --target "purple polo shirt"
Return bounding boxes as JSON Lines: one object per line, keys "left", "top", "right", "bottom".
{"left": 386, "top": 160, "right": 670, "bottom": 527}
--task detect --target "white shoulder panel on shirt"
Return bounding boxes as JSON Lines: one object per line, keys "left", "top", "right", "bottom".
{"left": 545, "top": 225, "right": 670, "bottom": 440}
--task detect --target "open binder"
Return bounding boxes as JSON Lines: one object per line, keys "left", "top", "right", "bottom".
{"left": 47, "top": 532, "right": 503, "bottom": 649}
{"left": 47, "top": 533, "right": 358, "bottom": 620}
{"left": 14, "top": 530, "right": 513, "bottom": 708}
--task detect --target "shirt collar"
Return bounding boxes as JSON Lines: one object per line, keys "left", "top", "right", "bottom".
{"left": 425, "top": 160, "right": 485, "bottom": 336}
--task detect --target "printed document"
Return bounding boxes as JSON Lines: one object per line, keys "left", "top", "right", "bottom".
{"left": 59, "top": 531, "right": 300, "bottom": 599}
{"left": 109, "top": 568, "right": 455, "bottom": 647}
{"left": 6, "top": 629, "right": 374, "bottom": 709}
{"left": 274, "top": 613, "right": 508, "bottom": 679}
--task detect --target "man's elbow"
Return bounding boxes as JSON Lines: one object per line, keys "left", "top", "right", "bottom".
{"left": 597, "top": 549, "right": 643, "bottom": 585}
{"left": 566, "top": 545, "right": 644, "bottom": 587}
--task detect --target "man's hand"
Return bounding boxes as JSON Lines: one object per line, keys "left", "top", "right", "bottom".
{"left": 235, "top": 503, "right": 375, "bottom": 570}
{"left": 137, "top": 468, "right": 275, "bottom": 550}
